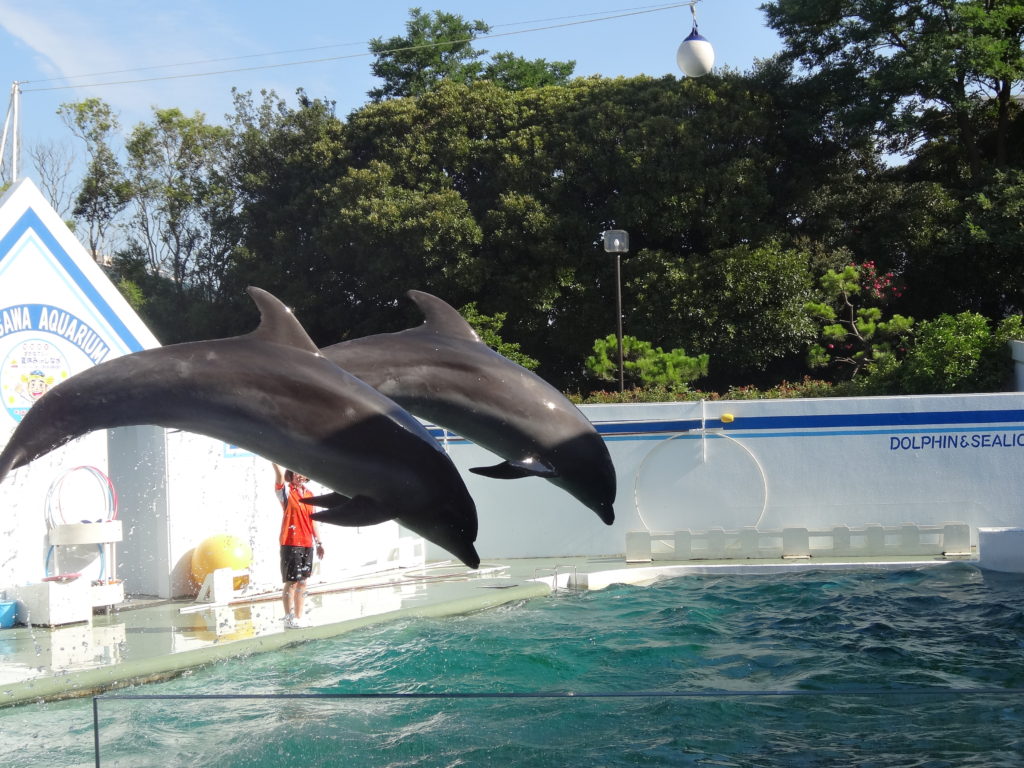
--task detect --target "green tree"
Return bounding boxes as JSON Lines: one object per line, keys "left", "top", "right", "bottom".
{"left": 763, "top": 0, "right": 1024, "bottom": 181}
{"left": 282, "top": 71, "right": 873, "bottom": 388}
{"left": 482, "top": 52, "right": 575, "bottom": 91}
{"left": 58, "top": 98, "right": 131, "bottom": 259}
{"left": 223, "top": 89, "right": 351, "bottom": 342}
{"left": 629, "top": 241, "right": 821, "bottom": 387}
{"left": 121, "top": 108, "right": 235, "bottom": 295}
{"left": 894, "top": 312, "right": 1024, "bottom": 393}
{"left": 65, "top": 100, "right": 246, "bottom": 341}
{"left": 459, "top": 302, "right": 539, "bottom": 370}
{"left": 586, "top": 334, "right": 709, "bottom": 391}
{"left": 75, "top": 67, "right": 878, "bottom": 391}
{"left": 368, "top": 8, "right": 574, "bottom": 100}
{"left": 898, "top": 170, "right": 1024, "bottom": 318}
{"left": 805, "top": 262, "right": 915, "bottom": 380}
{"left": 369, "top": 8, "right": 488, "bottom": 101}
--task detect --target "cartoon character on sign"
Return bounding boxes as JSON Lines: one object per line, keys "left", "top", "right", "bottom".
{"left": 20, "top": 370, "right": 53, "bottom": 402}
{"left": 3, "top": 339, "right": 70, "bottom": 423}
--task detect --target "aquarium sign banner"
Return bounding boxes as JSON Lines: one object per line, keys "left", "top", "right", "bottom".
{"left": 0, "top": 303, "right": 114, "bottom": 423}
{"left": 889, "top": 432, "right": 1024, "bottom": 451}
{"left": 0, "top": 178, "right": 159, "bottom": 427}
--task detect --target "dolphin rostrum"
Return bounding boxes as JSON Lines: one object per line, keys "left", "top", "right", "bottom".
{"left": 0, "top": 287, "right": 480, "bottom": 568}
{"left": 322, "top": 290, "right": 616, "bottom": 525}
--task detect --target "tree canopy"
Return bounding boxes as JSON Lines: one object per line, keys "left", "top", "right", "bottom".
{"left": 368, "top": 7, "right": 575, "bottom": 100}
{"left": 61, "top": 3, "right": 1024, "bottom": 396}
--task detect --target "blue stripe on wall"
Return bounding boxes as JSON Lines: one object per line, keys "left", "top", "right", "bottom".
{"left": 427, "top": 408, "right": 1024, "bottom": 444}
{"left": 598, "top": 408, "right": 1024, "bottom": 436}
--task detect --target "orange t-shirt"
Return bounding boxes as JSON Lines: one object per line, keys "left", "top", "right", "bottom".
{"left": 277, "top": 482, "right": 315, "bottom": 547}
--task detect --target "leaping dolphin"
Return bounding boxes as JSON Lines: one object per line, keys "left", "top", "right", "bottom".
{"left": 322, "top": 290, "right": 617, "bottom": 524}
{"left": 0, "top": 287, "right": 480, "bottom": 568}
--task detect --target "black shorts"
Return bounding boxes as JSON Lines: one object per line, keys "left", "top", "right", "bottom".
{"left": 280, "top": 545, "right": 314, "bottom": 583}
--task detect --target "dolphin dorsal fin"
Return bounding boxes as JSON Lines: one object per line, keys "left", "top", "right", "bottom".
{"left": 244, "top": 286, "right": 321, "bottom": 354}
{"left": 407, "top": 290, "right": 481, "bottom": 343}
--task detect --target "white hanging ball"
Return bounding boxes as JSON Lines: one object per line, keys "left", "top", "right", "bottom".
{"left": 676, "top": 30, "right": 714, "bottom": 77}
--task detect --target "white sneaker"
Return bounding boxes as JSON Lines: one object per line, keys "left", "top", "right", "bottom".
{"left": 286, "top": 615, "right": 310, "bottom": 629}
{"left": 283, "top": 612, "right": 294, "bottom": 627}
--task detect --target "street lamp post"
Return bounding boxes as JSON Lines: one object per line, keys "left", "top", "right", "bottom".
{"left": 602, "top": 229, "right": 629, "bottom": 392}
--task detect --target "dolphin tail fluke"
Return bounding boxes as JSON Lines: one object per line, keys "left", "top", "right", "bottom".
{"left": 311, "top": 495, "right": 398, "bottom": 527}
{"left": 469, "top": 459, "right": 558, "bottom": 480}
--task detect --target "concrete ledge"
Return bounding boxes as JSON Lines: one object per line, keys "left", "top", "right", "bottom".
{"left": 575, "top": 559, "right": 964, "bottom": 591}
{"left": 0, "top": 580, "right": 549, "bottom": 709}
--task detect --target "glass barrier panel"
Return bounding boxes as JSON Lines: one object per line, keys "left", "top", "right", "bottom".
{"left": 88, "top": 689, "right": 1024, "bottom": 767}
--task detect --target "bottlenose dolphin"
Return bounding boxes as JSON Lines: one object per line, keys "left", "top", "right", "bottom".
{"left": 322, "top": 291, "right": 616, "bottom": 524}
{"left": 0, "top": 287, "right": 480, "bottom": 568}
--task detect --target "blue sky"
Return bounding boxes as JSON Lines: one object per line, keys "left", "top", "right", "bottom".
{"left": 0, "top": 1, "right": 781, "bottom": 168}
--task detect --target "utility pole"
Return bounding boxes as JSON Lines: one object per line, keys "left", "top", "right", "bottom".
{"left": 0, "top": 82, "right": 22, "bottom": 183}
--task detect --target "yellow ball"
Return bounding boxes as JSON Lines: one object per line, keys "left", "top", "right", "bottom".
{"left": 720, "top": 413, "right": 735, "bottom": 423}
{"left": 190, "top": 534, "right": 253, "bottom": 588}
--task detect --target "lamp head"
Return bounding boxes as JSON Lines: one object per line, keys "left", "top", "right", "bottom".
{"left": 602, "top": 230, "right": 629, "bottom": 253}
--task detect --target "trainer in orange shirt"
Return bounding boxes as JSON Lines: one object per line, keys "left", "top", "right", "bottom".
{"left": 273, "top": 463, "right": 324, "bottom": 629}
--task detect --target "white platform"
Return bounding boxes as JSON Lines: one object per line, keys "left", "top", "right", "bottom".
{"left": 10, "top": 579, "right": 91, "bottom": 626}
{"left": 48, "top": 521, "right": 124, "bottom": 609}
{"left": 625, "top": 523, "right": 972, "bottom": 563}
{"left": 977, "top": 527, "right": 1024, "bottom": 573}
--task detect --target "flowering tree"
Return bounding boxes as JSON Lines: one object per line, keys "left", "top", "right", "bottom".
{"left": 804, "top": 262, "right": 914, "bottom": 380}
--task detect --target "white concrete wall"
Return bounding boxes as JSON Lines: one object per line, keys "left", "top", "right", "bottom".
{"left": 0, "top": 434, "right": 110, "bottom": 589}
{"left": 161, "top": 432, "right": 417, "bottom": 598}
{"left": 8, "top": 384, "right": 1024, "bottom": 592}
{"left": 430, "top": 392, "right": 1024, "bottom": 561}
{"left": 0, "top": 179, "right": 421, "bottom": 600}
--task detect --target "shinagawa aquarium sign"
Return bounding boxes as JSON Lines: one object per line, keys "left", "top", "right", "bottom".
{"left": 0, "top": 178, "right": 159, "bottom": 426}
{"left": 0, "top": 304, "right": 113, "bottom": 422}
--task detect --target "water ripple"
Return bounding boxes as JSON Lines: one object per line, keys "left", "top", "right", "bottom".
{"left": 6, "top": 564, "right": 1024, "bottom": 766}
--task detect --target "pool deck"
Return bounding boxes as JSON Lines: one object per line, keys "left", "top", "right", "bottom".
{"left": 0, "top": 553, "right": 975, "bottom": 709}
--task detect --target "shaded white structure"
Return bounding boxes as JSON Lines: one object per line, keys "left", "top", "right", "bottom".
{"left": 0, "top": 179, "right": 420, "bottom": 602}
{"left": 436, "top": 393, "right": 1024, "bottom": 563}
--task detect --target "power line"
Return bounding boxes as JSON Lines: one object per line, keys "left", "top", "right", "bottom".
{"left": 20, "top": 2, "right": 698, "bottom": 93}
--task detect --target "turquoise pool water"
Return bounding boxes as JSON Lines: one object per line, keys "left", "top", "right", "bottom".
{"left": 4, "top": 564, "right": 1024, "bottom": 766}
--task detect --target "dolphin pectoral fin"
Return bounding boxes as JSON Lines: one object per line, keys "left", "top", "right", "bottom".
{"left": 311, "top": 496, "right": 398, "bottom": 527}
{"left": 469, "top": 458, "right": 558, "bottom": 480}
{"left": 304, "top": 492, "right": 350, "bottom": 509}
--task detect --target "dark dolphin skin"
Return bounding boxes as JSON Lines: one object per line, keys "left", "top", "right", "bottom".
{"left": 322, "top": 291, "right": 617, "bottom": 525}
{"left": 0, "top": 287, "right": 480, "bottom": 568}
